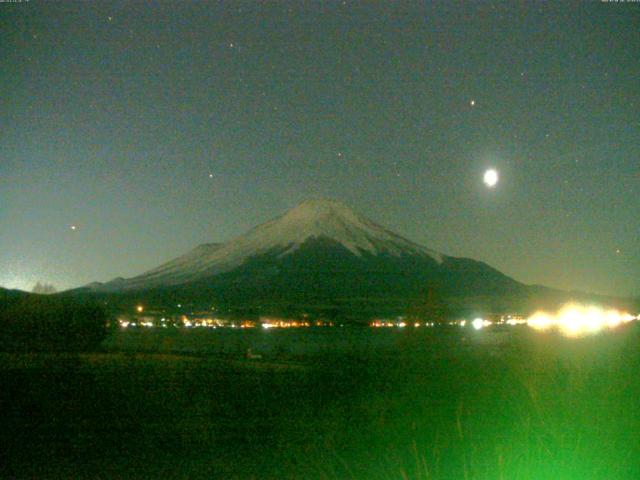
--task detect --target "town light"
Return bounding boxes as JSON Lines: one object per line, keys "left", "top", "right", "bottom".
{"left": 527, "top": 303, "right": 636, "bottom": 337}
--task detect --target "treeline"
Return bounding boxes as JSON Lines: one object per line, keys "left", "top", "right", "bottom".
{"left": 0, "top": 294, "right": 109, "bottom": 352}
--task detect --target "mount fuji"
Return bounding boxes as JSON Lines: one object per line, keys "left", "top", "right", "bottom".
{"left": 95, "top": 199, "right": 449, "bottom": 291}
{"left": 82, "top": 199, "right": 542, "bottom": 317}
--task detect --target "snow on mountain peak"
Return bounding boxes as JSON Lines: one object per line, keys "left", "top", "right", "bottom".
{"left": 281, "top": 198, "right": 364, "bottom": 224}
{"left": 257, "top": 198, "right": 439, "bottom": 258}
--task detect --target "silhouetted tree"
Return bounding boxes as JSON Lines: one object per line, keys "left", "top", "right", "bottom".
{"left": 32, "top": 282, "right": 57, "bottom": 295}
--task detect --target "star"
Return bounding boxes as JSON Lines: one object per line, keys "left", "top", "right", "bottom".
{"left": 229, "top": 42, "right": 235, "bottom": 48}
{"left": 70, "top": 225, "right": 78, "bottom": 231}
{"left": 107, "top": 16, "right": 113, "bottom": 22}
{"left": 470, "top": 99, "right": 476, "bottom": 107}
{"left": 208, "top": 173, "right": 214, "bottom": 178}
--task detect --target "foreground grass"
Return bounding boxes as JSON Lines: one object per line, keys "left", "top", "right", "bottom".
{"left": 1, "top": 326, "right": 639, "bottom": 479}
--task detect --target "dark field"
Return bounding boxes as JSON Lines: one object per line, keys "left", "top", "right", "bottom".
{"left": 1, "top": 326, "right": 640, "bottom": 479}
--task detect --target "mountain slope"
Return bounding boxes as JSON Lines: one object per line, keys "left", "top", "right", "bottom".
{"left": 96, "top": 242, "right": 224, "bottom": 291}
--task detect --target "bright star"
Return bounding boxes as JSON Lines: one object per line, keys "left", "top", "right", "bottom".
{"left": 483, "top": 169, "right": 498, "bottom": 188}
{"left": 470, "top": 99, "right": 476, "bottom": 106}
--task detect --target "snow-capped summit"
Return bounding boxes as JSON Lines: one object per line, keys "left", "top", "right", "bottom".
{"left": 239, "top": 198, "right": 442, "bottom": 259}
{"left": 94, "top": 199, "right": 444, "bottom": 291}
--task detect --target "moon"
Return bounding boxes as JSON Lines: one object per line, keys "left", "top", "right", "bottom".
{"left": 483, "top": 169, "right": 498, "bottom": 188}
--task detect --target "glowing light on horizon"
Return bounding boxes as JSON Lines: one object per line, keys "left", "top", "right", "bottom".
{"left": 472, "top": 318, "right": 491, "bottom": 330}
{"left": 527, "top": 303, "right": 635, "bottom": 337}
{"left": 527, "top": 311, "right": 554, "bottom": 331}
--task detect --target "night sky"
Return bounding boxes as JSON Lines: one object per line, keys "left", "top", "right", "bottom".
{"left": 1, "top": 1, "right": 638, "bottom": 297}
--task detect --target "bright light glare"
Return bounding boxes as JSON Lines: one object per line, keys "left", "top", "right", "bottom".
{"left": 506, "top": 319, "right": 525, "bottom": 325}
{"left": 472, "top": 318, "right": 485, "bottom": 330}
{"left": 527, "top": 303, "right": 635, "bottom": 337}
{"left": 483, "top": 169, "right": 498, "bottom": 187}
{"left": 527, "top": 312, "right": 553, "bottom": 331}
